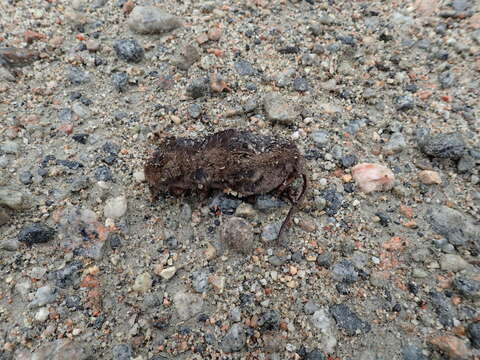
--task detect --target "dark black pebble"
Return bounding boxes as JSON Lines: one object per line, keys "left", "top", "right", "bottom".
{"left": 113, "top": 39, "right": 144, "bottom": 63}
{"left": 102, "top": 141, "right": 120, "bottom": 155}
{"left": 57, "top": 160, "right": 84, "bottom": 170}
{"left": 95, "top": 165, "right": 113, "bottom": 181}
{"left": 72, "top": 133, "right": 89, "bottom": 144}
{"left": 329, "top": 303, "right": 371, "bottom": 335}
{"left": 336, "top": 282, "right": 350, "bottom": 295}
{"left": 102, "top": 155, "right": 117, "bottom": 165}
{"left": 112, "top": 71, "right": 129, "bottom": 92}
{"left": 278, "top": 46, "right": 300, "bottom": 54}
{"left": 323, "top": 189, "right": 343, "bottom": 216}
{"left": 375, "top": 212, "right": 390, "bottom": 226}
{"left": 429, "top": 291, "right": 454, "bottom": 327}
{"left": 18, "top": 223, "right": 55, "bottom": 245}
{"left": 258, "top": 310, "right": 280, "bottom": 331}
{"left": 108, "top": 233, "right": 122, "bottom": 249}
{"left": 316, "top": 252, "right": 332, "bottom": 268}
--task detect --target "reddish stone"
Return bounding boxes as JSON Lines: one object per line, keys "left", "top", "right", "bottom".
{"left": 428, "top": 335, "right": 470, "bottom": 359}
{"left": 23, "top": 30, "right": 46, "bottom": 44}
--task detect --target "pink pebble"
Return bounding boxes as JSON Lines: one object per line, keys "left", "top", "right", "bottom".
{"left": 352, "top": 163, "right": 395, "bottom": 193}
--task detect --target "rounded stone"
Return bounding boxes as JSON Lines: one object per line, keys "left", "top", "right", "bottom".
{"left": 127, "top": 6, "right": 182, "bottom": 35}
{"left": 113, "top": 39, "right": 144, "bottom": 63}
{"left": 220, "top": 217, "right": 255, "bottom": 254}
{"left": 103, "top": 196, "right": 127, "bottom": 219}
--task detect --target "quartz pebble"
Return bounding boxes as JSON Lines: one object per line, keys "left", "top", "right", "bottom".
{"left": 103, "top": 196, "right": 127, "bottom": 219}
{"left": 352, "top": 163, "right": 395, "bottom": 193}
{"left": 127, "top": 6, "right": 182, "bottom": 34}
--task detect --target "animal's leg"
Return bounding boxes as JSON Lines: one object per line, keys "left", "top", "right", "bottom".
{"left": 275, "top": 174, "right": 297, "bottom": 197}
{"left": 276, "top": 174, "right": 308, "bottom": 242}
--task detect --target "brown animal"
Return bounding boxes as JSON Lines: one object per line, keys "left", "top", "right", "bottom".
{"left": 144, "top": 129, "right": 308, "bottom": 241}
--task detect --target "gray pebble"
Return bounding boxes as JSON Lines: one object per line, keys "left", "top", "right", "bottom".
{"left": 187, "top": 78, "right": 209, "bottom": 98}
{"left": 220, "top": 217, "right": 254, "bottom": 254}
{"left": 420, "top": 133, "right": 466, "bottom": 160}
{"left": 453, "top": 277, "right": 480, "bottom": 300}
{"left": 113, "top": 39, "right": 144, "bottom": 63}
{"left": 304, "top": 301, "right": 320, "bottom": 315}
{"left": 19, "top": 170, "right": 33, "bottom": 185}
{"left": 261, "top": 222, "right": 282, "bottom": 242}
{"left": 264, "top": 92, "right": 298, "bottom": 124}
{"left": 310, "top": 130, "right": 330, "bottom": 147}
{"left": 0, "top": 238, "right": 20, "bottom": 251}
{"left": 192, "top": 269, "right": 210, "bottom": 293}
{"left": 58, "top": 108, "right": 74, "bottom": 122}
{"left": 457, "top": 155, "right": 475, "bottom": 173}
{"left": 1, "top": 140, "right": 20, "bottom": 154}
{"left": 293, "top": 77, "right": 309, "bottom": 92}
{"left": 29, "top": 284, "right": 57, "bottom": 308}
{"left": 112, "top": 71, "right": 129, "bottom": 92}
{"left": 467, "top": 322, "right": 480, "bottom": 349}
{"left": 438, "top": 71, "right": 454, "bottom": 89}
{"left": 402, "top": 345, "right": 427, "bottom": 360}
{"left": 172, "top": 44, "right": 200, "bottom": 71}
{"left": 385, "top": 132, "right": 407, "bottom": 154}
{"left": 173, "top": 291, "right": 203, "bottom": 321}
{"left": 94, "top": 165, "right": 113, "bottom": 182}
{"left": 394, "top": 95, "right": 414, "bottom": 111}
{"left": 127, "top": 6, "right": 182, "bottom": 35}
{"left": 428, "top": 205, "right": 478, "bottom": 247}
{"left": 268, "top": 255, "right": 287, "bottom": 266}
{"left": 440, "top": 254, "right": 470, "bottom": 272}
{"left": 316, "top": 253, "right": 332, "bottom": 268}
{"left": 112, "top": 344, "right": 132, "bottom": 360}
{"left": 234, "top": 59, "right": 256, "bottom": 76}
{"left": 340, "top": 154, "right": 357, "bottom": 168}
{"left": 68, "top": 67, "right": 89, "bottom": 85}
{"left": 306, "top": 349, "right": 326, "bottom": 360}
{"left": 70, "top": 176, "right": 89, "bottom": 192}
{"left": 187, "top": 103, "right": 202, "bottom": 119}
{"left": 230, "top": 307, "right": 242, "bottom": 322}
{"left": 221, "top": 323, "right": 246, "bottom": 352}
{"left": 255, "top": 195, "right": 286, "bottom": 210}
{"left": 28, "top": 339, "right": 93, "bottom": 360}
{"left": 331, "top": 260, "right": 358, "bottom": 284}
{"left": 0, "top": 155, "right": 9, "bottom": 168}
{"left": 243, "top": 97, "right": 258, "bottom": 113}
{"left": 429, "top": 290, "right": 454, "bottom": 327}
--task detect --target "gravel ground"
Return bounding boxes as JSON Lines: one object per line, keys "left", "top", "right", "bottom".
{"left": 1, "top": 0, "right": 479, "bottom": 359}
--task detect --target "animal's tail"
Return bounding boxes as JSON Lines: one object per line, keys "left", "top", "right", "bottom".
{"left": 277, "top": 173, "right": 308, "bottom": 242}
